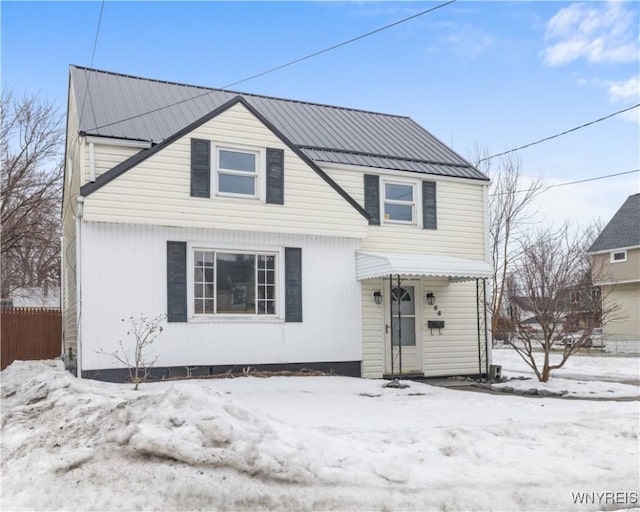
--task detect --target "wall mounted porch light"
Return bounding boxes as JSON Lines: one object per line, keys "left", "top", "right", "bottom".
{"left": 373, "top": 291, "right": 383, "bottom": 305}
{"left": 426, "top": 292, "right": 436, "bottom": 306}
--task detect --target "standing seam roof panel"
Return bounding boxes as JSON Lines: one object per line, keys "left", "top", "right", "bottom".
{"left": 71, "top": 66, "right": 488, "bottom": 181}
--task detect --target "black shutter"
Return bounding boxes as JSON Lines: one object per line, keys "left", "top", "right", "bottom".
{"left": 364, "top": 174, "right": 380, "bottom": 225}
{"left": 266, "top": 148, "right": 284, "bottom": 204}
{"left": 190, "top": 139, "right": 210, "bottom": 198}
{"left": 285, "top": 247, "right": 302, "bottom": 322}
{"left": 167, "top": 241, "right": 187, "bottom": 322}
{"left": 422, "top": 181, "right": 437, "bottom": 230}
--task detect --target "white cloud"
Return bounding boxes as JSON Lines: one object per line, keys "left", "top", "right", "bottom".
{"left": 542, "top": 1, "right": 639, "bottom": 66}
{"left": 608, "top": 76, "right": 640, "bottom": 103}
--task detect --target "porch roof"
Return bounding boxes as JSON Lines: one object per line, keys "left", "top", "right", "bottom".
{"left": 355, "top": 251, "right": 492, "bottom": 281}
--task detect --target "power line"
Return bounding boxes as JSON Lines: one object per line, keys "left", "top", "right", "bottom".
{"left": 86, "top": 0, "right": 455, "bottom": 133}
{"left": 479, "top": 103, "right": 640, "bottom": 163}
{"left": 220, "top": 1, "right": 455, "bottom": 90}
{"left": 489, "top": 169, "right": 640, "bottom": 197}
{"left": 78, "top": 0, "right": 106, "bottom": 128}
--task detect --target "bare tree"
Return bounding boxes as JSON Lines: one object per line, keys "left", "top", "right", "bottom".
{"left": 100, "top": 314, "right": 166, "bottom": 390}
{"left": 472, "top": 147, "right": 544, "bottom": 344}
{"left": 1, "top": 92, "right": 63, "bottom": 298}
{"left": 507, "top": 224, "right": 617, "bottom": 382}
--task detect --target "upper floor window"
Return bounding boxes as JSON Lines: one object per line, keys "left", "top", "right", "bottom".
{"left": 216, "top": 147, "right": 260, "bottom": 198}
{"left": 610, "top": 250, "right": 627, "bottom": 263}
{"left": 383, "top": 181, "right": 416, "bottom": 223}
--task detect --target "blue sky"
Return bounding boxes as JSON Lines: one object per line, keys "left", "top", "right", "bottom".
{"left": 2, "top": 1, "right": 639, "bottom": 227}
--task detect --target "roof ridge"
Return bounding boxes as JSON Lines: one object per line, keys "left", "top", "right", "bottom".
{"left": 70, "top": 64, "right": 412, "bottom": 120}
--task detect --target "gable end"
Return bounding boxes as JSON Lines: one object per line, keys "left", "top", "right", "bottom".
{"left": 79, "top": 96, "right": 369, "bottom": 221}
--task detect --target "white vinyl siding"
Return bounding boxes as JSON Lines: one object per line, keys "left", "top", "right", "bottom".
{"left": 593, "top": 250, "right": 640, "bottom": 284}
{"left": 62, "top": 81, "right": 81, "bottom": 353}
{"left": 361, "top": 280, "right": 385, "bottom": 378}
{"left": 79, "top": 222, "right": 362, "bottom": 371}
{"left": 602, "top": 282, "right": 640, "bottom": 339}
{"left": 324, "top": 166, "right": 487, "bottom": 260}
{"left": 85, "top": 143, "right": 142, "bottom": 181}
{"left": 420, "top": 279, "right": 483, "bottom": 376}
{"left": 82, "top": 103, "right": 368, "bottom": 239}
{"left": 360, "top": 277, "right": 483, "bottom": 378}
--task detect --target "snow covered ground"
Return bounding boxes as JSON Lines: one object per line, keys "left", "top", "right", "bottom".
{"left": 1, "top": 359, "right": 639, "bottom": 511}
{"left": 492, "top": 347, "right": 640, "bottom": 398}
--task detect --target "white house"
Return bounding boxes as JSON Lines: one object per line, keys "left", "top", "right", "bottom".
{"left": 62, "top": 66, "right": 492, "bottom": 381}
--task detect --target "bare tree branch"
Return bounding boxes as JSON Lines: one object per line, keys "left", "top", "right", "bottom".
{"left": 472, "top": 145, "right": 544, "bottom": 345}
{"left": 507, "top": 224, "right": 619, "bottom": 382}
{"left": 1, "top": 92, "right": 63, "bottom": 297}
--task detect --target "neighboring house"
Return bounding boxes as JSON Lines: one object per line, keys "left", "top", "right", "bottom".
{"left": 62, "top": 66, "right": 492, "bottom": 381}
{"left": 588, "top": 193, "right": 640, "bottom": 341}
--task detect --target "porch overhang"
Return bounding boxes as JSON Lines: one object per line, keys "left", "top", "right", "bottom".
{"left": 355, "top": 251, "right": 492, "bottom": 282}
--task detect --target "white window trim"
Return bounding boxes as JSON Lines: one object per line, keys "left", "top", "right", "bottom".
{"left": 213, "top": 143, "right": 265, "bottom": 200}
{"left": 187, "top": 241, "right": 284, "bottom": 322}
{"left": 610, "top": 250, "right": 627, "bottom": 263}
{"left": 381, "top": 179, "right": 420, "bottom": 226}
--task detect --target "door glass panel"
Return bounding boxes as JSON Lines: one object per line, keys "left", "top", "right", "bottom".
{"left": 391, "top": 286, "right": 415, "bottom": 315}
{"left": 392, "top": 318, "right": 416, "bottom": 346}
{"left": 390, "top": 286, "right": 416, "bottom": 346}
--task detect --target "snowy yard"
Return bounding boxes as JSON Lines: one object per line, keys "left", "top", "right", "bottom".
{"left": 1, "top": 358, "right": 638, "bottom": 511}
{"left": 492, "top": 347, "right": 640, "bottom": 398}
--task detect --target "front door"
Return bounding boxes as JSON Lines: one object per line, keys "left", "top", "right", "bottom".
{"left": 385, "top": 282, "right": 422, "bottom": 375}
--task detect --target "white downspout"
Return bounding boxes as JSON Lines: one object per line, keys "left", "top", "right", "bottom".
{"left": 75, "top": 197, "right": 85, "bottom": 378}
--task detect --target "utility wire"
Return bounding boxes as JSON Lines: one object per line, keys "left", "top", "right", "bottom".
{"left": 86, "top": 0, "right": 455, "bottom": 132}
{"left": 489, "top": 169, "right": 640, "bottom": 197}
{"left": 220, "top": 1, "right": 455, "bottom": 90}
{"left": 78, "top": 0, "right": 105, "bottom": 128}
{"left": 479, "top": 103, "right": 640, "bottom": 163}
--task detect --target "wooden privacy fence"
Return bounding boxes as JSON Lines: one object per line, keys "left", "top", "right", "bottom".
{"left": 1, "top": 308, "right": 62, "bottom": 370}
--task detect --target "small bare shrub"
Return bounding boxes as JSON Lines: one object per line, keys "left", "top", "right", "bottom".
{"left": 100, "top": 314, "right": 166, "bottom": 390}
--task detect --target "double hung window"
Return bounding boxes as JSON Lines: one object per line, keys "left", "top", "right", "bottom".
{"left": 217, "top": 148, "right": 259, "bottom": 197}
{"left": 193, "top": 250, "right": 276, "bottom": 316}
{"left": 383, "top": 182, "right": 416, "bottom": 223}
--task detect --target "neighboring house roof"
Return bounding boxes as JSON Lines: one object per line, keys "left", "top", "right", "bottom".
{"left": 70, "top": 65, "right": 488, "bottom": 181}
{"left": 589, "top": 193, "right": 640, "bottom": 252}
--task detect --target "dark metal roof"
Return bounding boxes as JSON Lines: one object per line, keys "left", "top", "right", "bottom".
{"left": 71, "top": 66, "right": 488, "bottom": 181}
{"left": 589, "top": 193, "right": 640, "bottom": 252}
